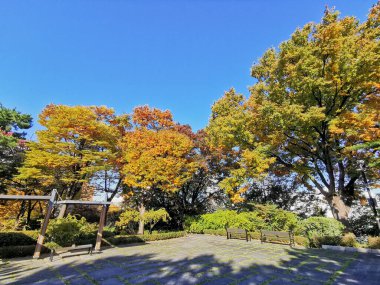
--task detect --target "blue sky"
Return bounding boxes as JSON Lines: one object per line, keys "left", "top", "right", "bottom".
{"left": 0, "top": 0, "right": 375, "bottom": 138}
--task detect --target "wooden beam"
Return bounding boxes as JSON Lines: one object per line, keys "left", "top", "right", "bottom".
{"left": 95, "top": 204, "right": 107, "bottom": 251}
{"left": 0, "top": 195, "right": 52, "bottom": 201}
{"left": 33, "top": 189, "right": 57, "bottom": 259}
{"left": 56, "top": 200, "right": 112, "bottom": 205}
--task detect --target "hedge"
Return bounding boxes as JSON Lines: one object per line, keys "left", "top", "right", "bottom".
{"left": 188, "top": 228, "right": 309, "bottom": 247}
{"left": 186, "top": 206, "right": 298, "bottom": 233}
{"left": 107, "top": 231, "right": 186, "bottom": 246}
{"left": 0, "top": 231, "right": 40, "bottom": 247}
{"left": 0, "top": 245, "right": 50, "bottom": 259}
{"left": 0, "top": 231, "right": 186, "bottom": 259}
{"left": 368, "top": 236, "right": 380, "bottom": 249}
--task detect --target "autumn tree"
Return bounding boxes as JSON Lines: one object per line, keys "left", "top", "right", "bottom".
{"left": 207, "top": 4, "right": 380, "bottom": 225}
{"left": 17, "top": 104, "right": 128, "bottom": 217}
{"left": 120, "top": 106, "right": 197, "bottom": 234}
{"left": 116, "top": 208, "right": 170, "bottom": 234}
{"left": 146, "top": 129, "right": 233, "bottom": 229}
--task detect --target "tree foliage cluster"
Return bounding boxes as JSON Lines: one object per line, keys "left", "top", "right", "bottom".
{"left": 206, "top": 3, "right": 380, "bottom": 225}
{"left": 187, "top": 204, "right": 299, "bottom": 233}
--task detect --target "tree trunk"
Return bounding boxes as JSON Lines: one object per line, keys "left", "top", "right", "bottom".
{"left": 14, "top": 201, "right": 27, "bottom": 230}
{"left": 138, "top": 204, "right": 145, "bottom": 235}
{"left": 328, "top": 195, "right": 351, "bottom": 227}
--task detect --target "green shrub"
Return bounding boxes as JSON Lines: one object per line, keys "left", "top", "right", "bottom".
{"left": 47, "top": 214, "right": 97, "bottom": 246}
{"left": 340, "top": 233, "right": 357, "bottom": 247}
{"left": 106, "top": 231, "right": 186, "bottom": 246}
{"left": 102, "top": 226, "right": 117, "bottom": 238}
{"left": 294, "top": 236, "right": 309, "bottom": 247}
{"left": 251, "top": 204, "right": 298, "bottom": 231}
{"left": 184, "top": 215, "right": 199, "bottom": 231}
{"left": 186, "top": 205, "right": 298, "bottom": 234}
{"left": 310, "top": 235, "right": 342, "bottom": 248}
{"left": 368, "top": 236, "right": 380, "bottom": 249}
{"left": 44, "top": 241, "right": 60, "bottom": 250}
{"left": 142, "top": 231, "right": 185, "bottom": 241}
{"left": 203, "top": 229, "right": 226, "bottom": 236}
{"left": 196, "top": 210, "right": 243, "bottom": 230}
{"left": 0, "top": 231, "right": 39, "bottom": 247}
{"left": 297, "top": 217, "right": 344, "bottom": 239}
{"left": 0, "top": 245, "right": 50, "bottom": 259}
{"left": 250, "top": 231, "right": 261, "bottom": 240}
{"left": 188, "top": 222, "right": 205, "bottom": 233}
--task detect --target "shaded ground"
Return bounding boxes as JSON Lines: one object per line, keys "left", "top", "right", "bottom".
{"left": 0, "top": 234, "right": 379, "bottom": 285}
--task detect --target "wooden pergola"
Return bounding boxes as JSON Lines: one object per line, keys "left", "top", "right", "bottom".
{"left": 0, "top": 189, "right": 111, "bottom": 259}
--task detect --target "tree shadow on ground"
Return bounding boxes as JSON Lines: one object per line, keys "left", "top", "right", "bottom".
{"left": 1, "top": 245, "right": 379, "bottom": 285}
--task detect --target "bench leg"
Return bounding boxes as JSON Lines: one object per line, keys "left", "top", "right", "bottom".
{"left": 50, "top": 250, "right": 54, "bottom": 262}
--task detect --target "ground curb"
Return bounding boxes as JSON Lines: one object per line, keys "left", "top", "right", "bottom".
{"left": 322, "top": 245, "right": 380, "bottom": 254}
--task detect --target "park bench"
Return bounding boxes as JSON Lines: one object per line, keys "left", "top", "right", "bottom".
{"left": 260, "top": 230, "right": 294, "bottom": 247}
{"left": 50, "top": 244, "right": 93, "bottom": 261}
{"left": 226, "top": 228, "right": 252, "bottom": 242}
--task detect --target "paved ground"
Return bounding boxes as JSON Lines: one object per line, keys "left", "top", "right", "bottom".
{"left": 0, "top": 234, "right": 379, "bottom": 285}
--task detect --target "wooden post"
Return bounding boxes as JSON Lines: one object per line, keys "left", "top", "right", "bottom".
{"left": 33, "top": 189, "right": 57, "bottom": 259}
{"left": 95, "top": 204, "right": 107, "bottom": 251}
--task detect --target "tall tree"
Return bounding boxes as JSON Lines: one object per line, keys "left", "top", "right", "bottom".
{"left": 207, "top": 4, "right": 380, "bottom": 225}
{"left": 145, "top": 129, "right": 232, "bottom": 229}
{"left": 17, "top": 104, "right": 127, "bottom": 217}
{"left": 0, "top": 104, "right": 32, "bottom": 193}
{"left": 120, "top": 106, "right": 197, "bottom": 234}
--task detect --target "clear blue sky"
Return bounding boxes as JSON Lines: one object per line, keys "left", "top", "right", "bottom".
{"left": 0, "top": 0, "right": 375, "bottom": 138}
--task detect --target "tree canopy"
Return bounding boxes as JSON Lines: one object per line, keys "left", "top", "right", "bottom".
{"left": 0, "top": 104, "right": 32, "bottom": 193}
{"left": 16, "top": 104, "right": 128, "bottom": 216}
{"left": 206, "top": 4, "right": 380, "bottom": 224}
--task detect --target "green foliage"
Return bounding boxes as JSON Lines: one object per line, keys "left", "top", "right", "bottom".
{"left": 116, "top": 208, "right": 170, "bottom": 233}
{"left": 297, "top": 217, "right": 344, "bottom": 240}
{"left": 186, "top": 226, "right": 308, "bottom": 247}
{"left": 311, "top": 236, "right": 342, "bottom": 248}
{"left": 186, "top": 205, "right": 298, "bottom": 233}
{"left": 0, "top": 103, "right": 32, "bottom": 192}
{"left": 203, "top": 229, "right": 228, "bottom": 236}
{"left": 47, "top": 214, "right": 97, "bottom": 246}
{"left": 294, "top": 236, "right": 309, "bottom": 247}
{"left": 206, "top": 4, "right": 380, "bottom": 224}
{"left": 144, "top": 208, "right": 170, "bottom": 233}
{"left": 106, "top": 231, "right": 186, "bottom": 246}
{"left": 102, "top": 226, "right": 117, "bottom": 238}
{"left": 340, "top": 233, "right": 357, "bottom": 247}
{"left": 251, "top": 204, "right": 298, "bottom": 231}
{"left": 0, "top": 231, "right": 39, "bottom": 247}
{"left": 368, "top": 236, "right": 380, "bottom": 249}
{"left": 116, "top": 209, "right": 139, "bottom": 228}
{"left": 0, "top": 245, "right": 50, "bottom": 259}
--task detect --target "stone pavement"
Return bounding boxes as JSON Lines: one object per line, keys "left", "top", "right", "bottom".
{"left": 0, "top": 234, "right": 379, "bottom": 285}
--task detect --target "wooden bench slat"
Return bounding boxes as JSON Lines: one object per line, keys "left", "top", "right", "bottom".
{"left": 226, "top": 228, "right": 251, "bottom": 242}
{"left": 260, "top": 230, "right": 294, "bottom": 247}
{"left": 50, "top": 244, "right": 93, "bottom": 261}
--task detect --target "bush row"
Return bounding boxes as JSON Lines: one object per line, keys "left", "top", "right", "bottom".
{"left": 0, "top": 245, "right": 50, "bottom": 259}
{"left": 190, "top": 227, "right": 309, "bottom": 247}
{"left": 185, "top": 208, "right": 345, "bottom": 247}
{"left": 0, "top": 231, "right": 186, "bottom": 259}
{"left": 313, "top": 234, "right": 380, "bottom": 249}
{"left": 0, "top": 231, "right": 40, "bottom": 247}
{"left": 107, "top": 231, "right": 186, "bottom": 246}
{"left": 186, "top": 205, "right": 299, "bottom": 233}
